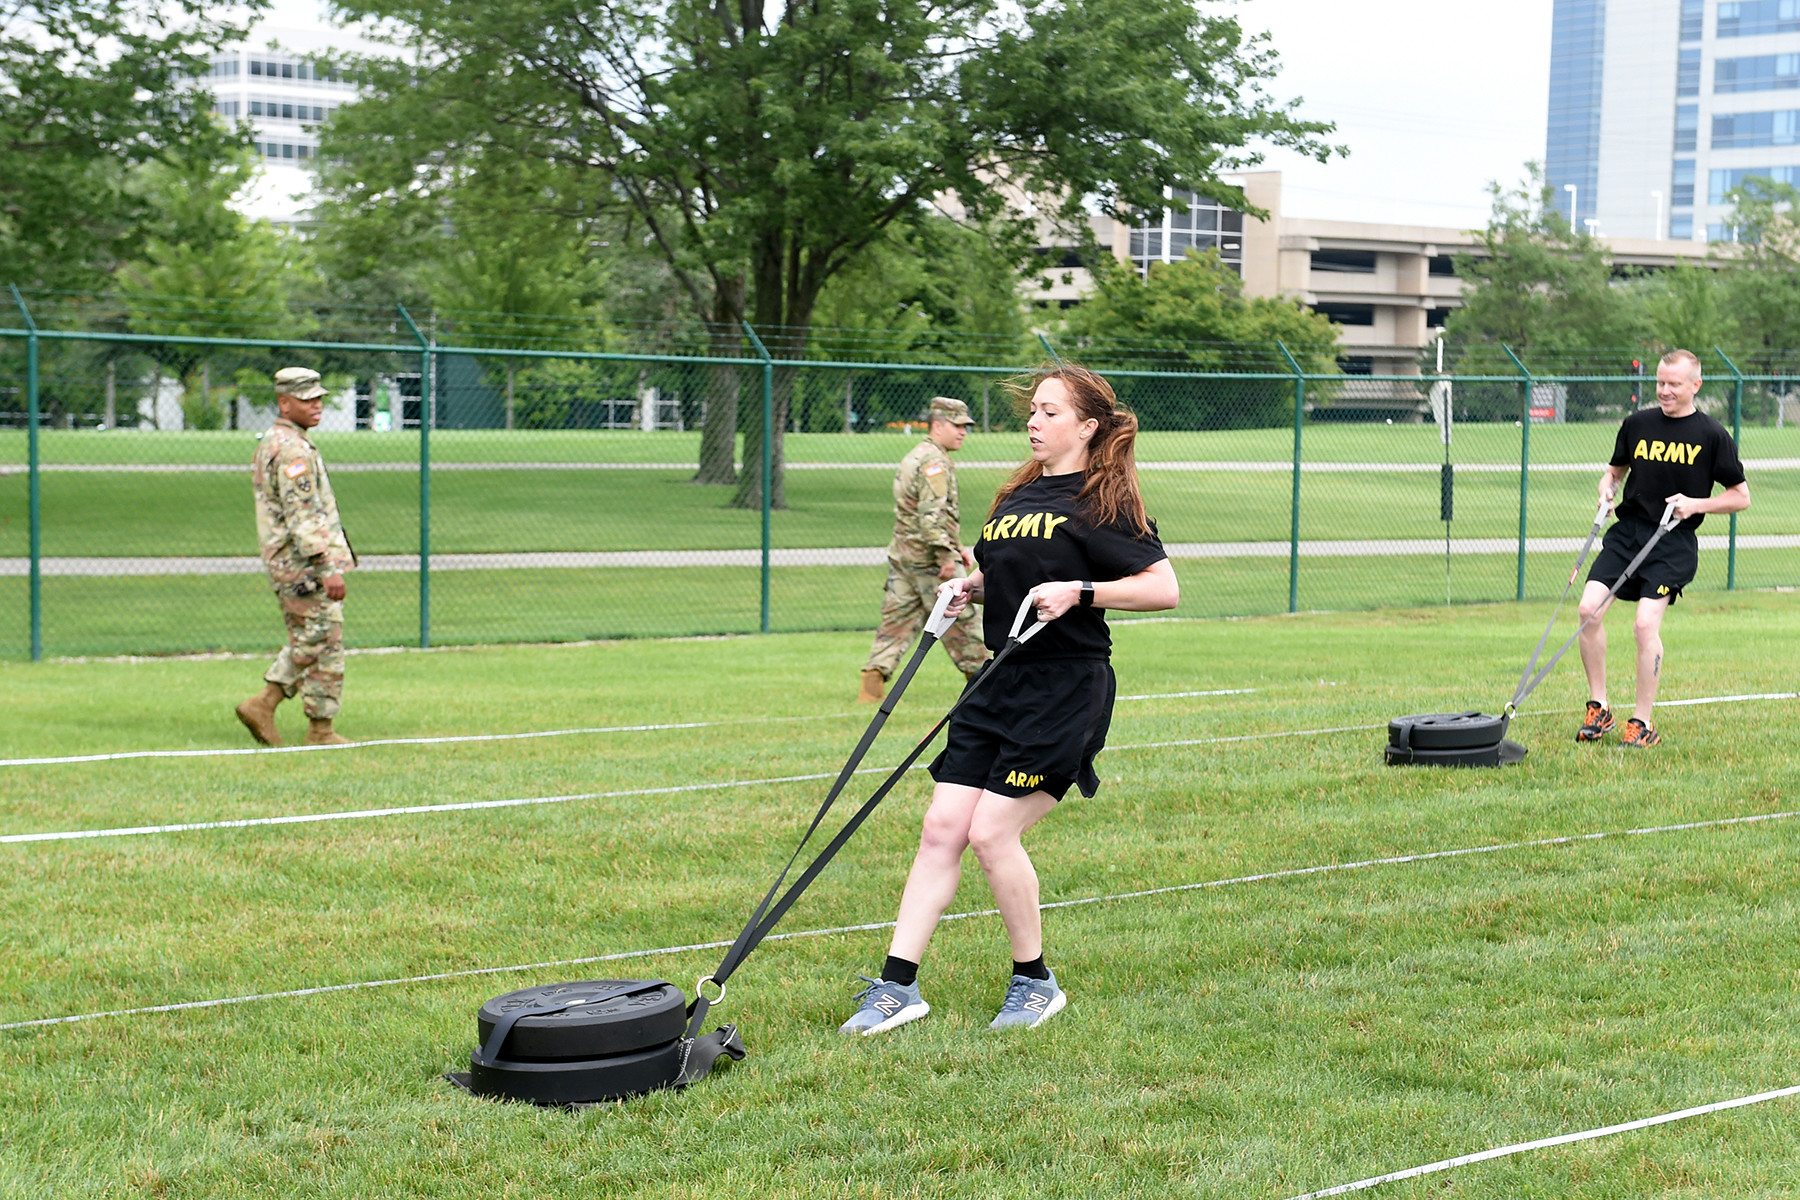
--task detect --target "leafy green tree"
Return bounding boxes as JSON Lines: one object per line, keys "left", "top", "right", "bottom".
{"left": 1446, "top": 167, "right": 1647, "bottom": 358}
{"left": 1631, "top": 260, "right": 1737, "bottom": 359}
{"left": 320, "top": 0, "right": 1338, "bottom": 504}
{"left": 118, "top": 150, "right": 310, "bottom": 427}
{"left": 1715, "top": 178, "right": 1800, "bottom": 359}
{"left": 1059, "top": 249, "right": 1338, "bottom": 428}
{"left": 1, "top": 0, "right": 261, "bottom": 290}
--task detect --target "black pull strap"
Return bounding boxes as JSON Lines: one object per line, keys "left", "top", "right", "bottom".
{"left": 687, "top": 604, "right": 1050, "bottom": 1047}
{"left": 694, "top": 620, "right": 946, "bottom": 1030}
{"left": 1507, "top": 502, "right": 1680, "bottom": 714}
{"left": 1512, "top": 501, "right": 1609, "bottom": 709}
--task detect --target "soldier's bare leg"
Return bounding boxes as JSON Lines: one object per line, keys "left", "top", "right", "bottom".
{"left": 1630, "top": 596, "right": 1670, "bottom": 724}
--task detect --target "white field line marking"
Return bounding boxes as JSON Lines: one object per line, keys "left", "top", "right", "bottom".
{"left": 4, "top": 690, "right": 1793, "bottom": 846}
{"left": 0, "top": 711, "right": 863, "bottom": 769}
{"left": 0, "top": 721, "right": 1385, "bottom": 846}
{"left": 3, "top": 807, "right": 1792, "bottom": 1033}
{"left": 0, "top": 690, "right": 1266, "bottom": 770}
{"left": 1283, "top": 1084, "right": 1800, "bottom": 1200}
{"left": 1655, "top": 691, "right": 1799, "bottom": 707}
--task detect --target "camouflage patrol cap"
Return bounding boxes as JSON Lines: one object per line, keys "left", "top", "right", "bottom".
{"left": 928, "top": 397, "right": 976, "bottom": 426}
{"left": 273, "top": 366, "right": 328, "bottom": 400}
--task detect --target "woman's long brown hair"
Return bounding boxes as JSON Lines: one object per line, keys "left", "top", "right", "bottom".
{"left": 988, "top": 363, "right": 1149, "bottom": 534}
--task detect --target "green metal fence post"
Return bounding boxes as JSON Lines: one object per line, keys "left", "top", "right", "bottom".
{"left": 1503, "top": 345, "right": 1533, "bottom": 602}
{"left": 1276, "top": 341, "right": 1304, "bottom": 614}
{"left": 9, "top": 285, "right": 40, "bottom": 660}
{"left": 742, "top": 322, "right": 774, "bottom": 634}
{"left": 397, "top": 304, "right": 431, "bottom": 648}
{"left": 1715, "top": 347, "right": 1744, "bottom": 590}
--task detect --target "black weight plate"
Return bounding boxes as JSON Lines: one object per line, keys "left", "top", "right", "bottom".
{"left": 1386, "top": 739, "right": 1528, "bottom": 768}
{"left": 1388, "top": 711, "right": 1509, "bottom": 750}
{"left": 468, "top": 1038, "right": 684, "bottom": 1105}
{"left": 477, "top": 980, "right": 686, "bottom": 1062}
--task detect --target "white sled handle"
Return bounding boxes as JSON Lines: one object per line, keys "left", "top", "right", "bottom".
{"left": 1659, "top": 499, "right": 1680, "bottom": 529}
{"left": 1008, "top": 593, "right": 1052, "bottom": 645}
{"left": 925, "top": 583, "right": 960, "bottom": 638}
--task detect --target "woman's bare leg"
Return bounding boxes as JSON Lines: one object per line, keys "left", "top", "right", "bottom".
{"left": 888, "top": 783, "right": 983, "bottom": 963}
{"left": 966, "top": 789, "right": 1059, "bottom": 962}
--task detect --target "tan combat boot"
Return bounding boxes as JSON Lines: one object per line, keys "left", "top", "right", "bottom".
{"left": 305, "top": 718, "right": 353, "bottom": 746}
{"left": 857, "top": 669, "right": 886, "bottom": 704}
{"left": 234, "top": 682, "right": 286, "bottom": 746}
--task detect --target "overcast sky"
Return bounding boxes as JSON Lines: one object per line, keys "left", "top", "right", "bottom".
{"left": 1237, "top": 0, "right": 1557, "bottom": 229}
{"left": 266, "top": 0, "right": 1557, "bottom": 233}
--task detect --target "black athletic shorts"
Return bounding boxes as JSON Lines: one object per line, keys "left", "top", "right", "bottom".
{"left": 928, "top": 657, "right": 1116, "bottom": 801}
{"left": 1587, "top": 517, "right": 1699, "bottom": 604}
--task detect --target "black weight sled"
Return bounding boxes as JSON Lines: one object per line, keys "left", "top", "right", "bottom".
{"left": 1386, "top": 500, "right": 1680, "bottom": 769}
{"left": 454, "top": 591, "right": 1049, "bottom": 1105}
{"left": 1384, "top": 711, "right": 1526, "bottom": 767}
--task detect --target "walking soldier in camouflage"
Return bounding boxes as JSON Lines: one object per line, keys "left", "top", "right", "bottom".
{"left": 859, "top": 397, "right": 990, "bottom": 702}
{"left": 235, "top": 367, "right": 356, "bottom": 747}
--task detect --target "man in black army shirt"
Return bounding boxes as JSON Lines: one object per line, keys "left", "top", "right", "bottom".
{"left": 1574, "top": 348, "right": 1750, "bottom": 748}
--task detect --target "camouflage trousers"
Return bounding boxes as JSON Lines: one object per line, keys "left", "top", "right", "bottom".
{"left": 864, "top": 560, "right": 988, "bottom": 680}
{"left": 264, "top": 584, "right": 344, "bottom": 719}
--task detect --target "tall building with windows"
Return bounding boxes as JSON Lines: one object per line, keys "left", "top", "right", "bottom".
{"left": 1551, "top": 0, "right": 1800, "bottom": 241}
{"left": 189, "top": 23, "right": 381, "bottom": 224}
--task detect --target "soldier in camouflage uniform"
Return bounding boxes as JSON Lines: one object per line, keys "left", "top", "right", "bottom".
{"left": 235, "top": 367, "right": 356, "bottom": 747}
{"left": 859, "top": 397, "right": 990, "bottom": 702}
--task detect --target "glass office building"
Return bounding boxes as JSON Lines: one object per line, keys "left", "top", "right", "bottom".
{"left": 1546, "top": 0, "right": 1606, "bottom": 229}
{"left": 1553, "top": 0, "right": 1800, "bottom": 241}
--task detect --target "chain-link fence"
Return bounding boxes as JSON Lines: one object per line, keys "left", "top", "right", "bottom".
{"left": 3, "top": 294, "right": 1795, "bottom": 660}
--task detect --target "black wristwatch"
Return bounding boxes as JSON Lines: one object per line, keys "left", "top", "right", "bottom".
{"left": 1078, "top": 581, "right": 1095, "bottom": 608}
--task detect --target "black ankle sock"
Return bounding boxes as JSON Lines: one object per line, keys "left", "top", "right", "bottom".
{"left": 1012, "top": 956, "right": 1049, "bottom": 981}
{"left": 881, "top": 955, "right": 918, "bottom": 987}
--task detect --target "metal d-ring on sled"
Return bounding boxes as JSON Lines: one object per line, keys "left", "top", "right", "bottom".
{"left": 1386, "top": 499, "right": 1683, "bottom": 767}
{"left": 452, "top": 589, "right": 1051, "bottom": 1104}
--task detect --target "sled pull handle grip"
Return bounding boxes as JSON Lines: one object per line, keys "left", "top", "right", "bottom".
{"left": 925, "top": 582, "right": 959, "bottom": 638}
{"left": 1008, "top": 592, "right": 1053, "bottom": 645}
{"left": 1659, "top": 499, "right": 1680, "bottom": 530}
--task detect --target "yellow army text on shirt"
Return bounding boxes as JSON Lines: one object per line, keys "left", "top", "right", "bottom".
{"left": 887, "top": 438, "right": 964, "bottom": 569}
{"left": 253, "top": 418, "right": 353, "bottom": 592}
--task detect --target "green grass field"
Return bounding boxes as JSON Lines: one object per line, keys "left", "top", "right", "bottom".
{"left": 2, "top": 594, "right": 1797, "bottom": 1197}
{"left": 3, "top": 424, "right": 1797, "bottom": 660}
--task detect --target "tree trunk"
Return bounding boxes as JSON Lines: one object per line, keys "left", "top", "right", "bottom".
{"left": 104, "top": 359, "right": 116, "bottom": 429}
{"left": 731, "top": 359, "right": 801, "bottom": 510}
{"left": 505, "top": 364, "right": 516, "bottom": 431}
{"left": 731, "top": 237, "right": 821, "bottom": 510}
{"left": 843, "top": 372, "right": 853, "bottom": 434}
{"left": 693, "top": 280, "right": 743, "bottom": 485}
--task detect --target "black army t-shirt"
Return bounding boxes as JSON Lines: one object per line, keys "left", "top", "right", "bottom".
{"left": 1609, "top": 406, "right": 1746, "bottom": 530}
{"left": 972, "top": 471, "right": 1167, "bottom": 659}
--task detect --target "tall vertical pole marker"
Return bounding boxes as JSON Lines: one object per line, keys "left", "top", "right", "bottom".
{"left": 398, "top": 305, "right": 432, "bottom": 648}
{"left": 1503, "top": 345, "right": 1532, "bottom": 603}
{"left": 742, "top": 322, "right": 773, "bottom": 634}
{"left": 10, "top": 286, "right": 41, "bottom": 660}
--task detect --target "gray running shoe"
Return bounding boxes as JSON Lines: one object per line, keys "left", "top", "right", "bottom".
{"left": 838, "top": 975, "right": 930, "bottom": 1036}
{"left": 989, "top": 971, "right": 1067, "bottom": 1030}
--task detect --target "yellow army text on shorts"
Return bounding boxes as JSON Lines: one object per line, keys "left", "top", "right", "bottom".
{"left": 865, "top": 436, "right": 987, "bottom": 680}
{"left": 254, "top": 418, "right": 353, "bottom": 718}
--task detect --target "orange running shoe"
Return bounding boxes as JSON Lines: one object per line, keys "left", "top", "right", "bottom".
{"left": 1620, "top": 717, "right": 1660, "bottom": 748}
{"left": 1576, "top": 701, "right": 1615, "bottom": 742}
